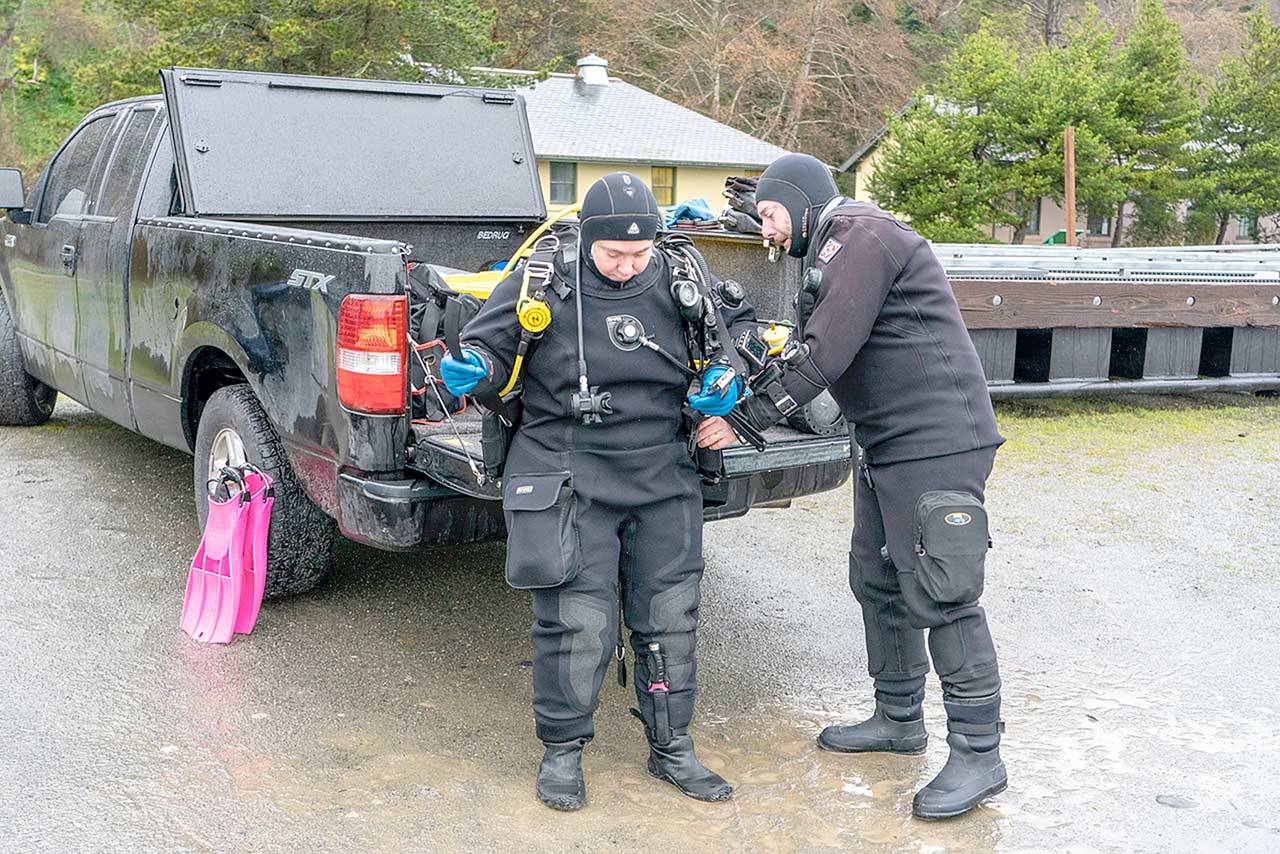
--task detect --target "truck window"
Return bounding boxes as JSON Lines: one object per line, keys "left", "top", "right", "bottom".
{"left": 97, "top": 108, "right": 163, "bottom": 220}
{"left": 36, "top": 115, "right": 116, "bottom": 223}
{"left": 137, "top": 126, "right": 181, "bottom": 219}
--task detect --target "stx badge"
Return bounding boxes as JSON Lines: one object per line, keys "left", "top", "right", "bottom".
{"left": 287, "top": 269, "right": 335, "bottom": 293}
{"left": 818, "top": 239, "right": 843, "bottom": 264}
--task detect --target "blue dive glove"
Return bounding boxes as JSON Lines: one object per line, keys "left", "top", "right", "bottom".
{"left": 687, "top": 364, "right": 743, "bottom": 416}
{"left": 440, "top": 348, "right": 488, "bottom": 395}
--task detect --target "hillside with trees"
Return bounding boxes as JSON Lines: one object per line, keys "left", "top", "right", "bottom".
{"left": 3, "top": 0, "right": 1276, "bottom": 241}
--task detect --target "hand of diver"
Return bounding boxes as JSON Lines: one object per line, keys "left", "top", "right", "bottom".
{"left": 696, "top": 416, "right": 741, "bottom": 450}
{"left": 440, "top": 348, "right": 489, "bottom": 395}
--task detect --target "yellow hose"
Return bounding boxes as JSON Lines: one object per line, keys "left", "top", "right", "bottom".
{"left": 498, "top": 354, "right": 525, "bottom": 397}
{"left": 506, "top": 204, "right": 583, "bottom": 267}
{"left": 442, "top": 205, "right": 583, "bottom": 300}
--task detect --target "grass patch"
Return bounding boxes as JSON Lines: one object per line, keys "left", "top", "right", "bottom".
{"left": 993, "top": 393, "right": 1280, "bottom": 463}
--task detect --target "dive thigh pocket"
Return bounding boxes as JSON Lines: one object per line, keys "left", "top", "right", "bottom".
{"left": 502, "top": 471, "right": 580, "bottom": 589}
{"left": 913, "top": 490, "right": 990, "bottom": 604}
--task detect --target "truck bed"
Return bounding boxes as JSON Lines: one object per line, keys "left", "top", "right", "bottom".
{"left": 408, "top": 415, "right": 853, "bottom": 501}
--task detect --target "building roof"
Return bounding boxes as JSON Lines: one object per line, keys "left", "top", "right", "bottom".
{"left": 515, "top": 73, "right": 791, "bottom": 169}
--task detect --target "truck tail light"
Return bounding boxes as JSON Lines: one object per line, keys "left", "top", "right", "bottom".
{"left": 337, "top": 294, "right": 407, "bottom": 414}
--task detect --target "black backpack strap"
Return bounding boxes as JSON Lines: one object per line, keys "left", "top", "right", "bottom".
{"left": 442, "top": 293, "right": 511, "bottom": 423}
{"left": 661, "top": 238, "right": 748, "bottom": 380}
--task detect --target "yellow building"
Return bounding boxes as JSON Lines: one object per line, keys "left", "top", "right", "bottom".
{"left": 508, "top": 55, "right": 788, "bottom": 214}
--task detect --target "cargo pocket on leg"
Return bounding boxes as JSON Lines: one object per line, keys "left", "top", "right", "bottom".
{"left": 913, "top": 491, "right": 990, "bottom": 604}
{"left": 502, "top": 471, "right": 580, "bottom": 590}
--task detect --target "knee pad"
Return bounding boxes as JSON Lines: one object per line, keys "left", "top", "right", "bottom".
{"left": 557, "top": 593, "right": 613, "bottom": 711}
{"left": 927, "top": 613, "right": 1001, "bottom": 697}
{"left": 641, "top": 573, "right": 701, "bottom": 636}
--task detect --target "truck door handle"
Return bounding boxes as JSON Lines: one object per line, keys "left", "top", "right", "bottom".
{"left": 60, "top": 244, "right": 76, "bottom": 274}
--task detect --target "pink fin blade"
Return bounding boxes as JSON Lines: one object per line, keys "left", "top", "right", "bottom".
{"left": 182, "top": 489, "right": 252, "bottom": 644}
{"left": 233, "top": 470, "right": 274, "bottom": 635}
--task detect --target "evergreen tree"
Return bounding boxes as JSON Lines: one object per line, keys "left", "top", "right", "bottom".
{"left": 868, "top": 93, "right": 1004, "bottom": 242}
{"left": 869, "top": 9, "right": 1132, "bottom": 243}
{"left": 1106, "top": 0, "right": 1199, "bottom": 246}
{"left": 1190, "top": 13, "right": 1280, "bottom": 244}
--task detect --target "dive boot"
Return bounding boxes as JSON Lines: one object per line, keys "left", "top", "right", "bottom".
{"left": 817, "top": 699, "right": 928, "bottom": 755}
{"left": 536, "top": 737, "right": 588, "bottom": 811}
{"left": 646, "top": 734, "right": 733, "bottom": 802}
{"left": 912, "top": 731, "right": 1007, "bottom": 819}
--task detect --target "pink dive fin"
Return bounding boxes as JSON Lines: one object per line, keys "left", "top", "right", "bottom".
{"left": 233, "top": 467, "right": 274, "bottom": 635}
{"left": 181, "top": 469, "right": 251, "bottom": 644}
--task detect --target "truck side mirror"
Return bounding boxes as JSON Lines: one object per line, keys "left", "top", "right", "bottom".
{"left": 0, "top": 168, "right": 25, "bottom": 210}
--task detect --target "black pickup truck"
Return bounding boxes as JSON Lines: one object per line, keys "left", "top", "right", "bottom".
{"left": 0, "top": 68, "right": 851, "bottom": 597}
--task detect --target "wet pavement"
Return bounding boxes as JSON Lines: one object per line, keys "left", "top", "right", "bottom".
{"left": 3, "top": 395, "right": 1280, "bottom": 853}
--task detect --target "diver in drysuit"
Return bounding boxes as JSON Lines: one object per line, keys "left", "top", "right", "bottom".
{"left": 441, "top": 172, "right": 756, "bottom": 811}
{"left": 698, "top": 153, "right": 1008, "bottom": 819}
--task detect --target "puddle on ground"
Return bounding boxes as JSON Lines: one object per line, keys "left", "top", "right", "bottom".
{"left": 179, "top": 659, "right": 1280, "bottom": 853}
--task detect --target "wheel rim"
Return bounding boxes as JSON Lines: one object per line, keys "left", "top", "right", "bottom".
{"left": 209, "top": 427, "right": 248, "bottom": 481}
{"left": 33, "top": 382, "right": 56, "bottom": 416}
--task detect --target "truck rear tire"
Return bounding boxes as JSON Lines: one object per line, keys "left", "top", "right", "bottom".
{"left": 0, "top": 295, "right": 57, "bottom": 426}
{"left": 193, "top": 384, "right": 336, "bottom": 598}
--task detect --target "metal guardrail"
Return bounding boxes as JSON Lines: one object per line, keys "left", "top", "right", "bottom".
{"left": 942, "top": 244, "right": 1280, "bottom": 393}
{"left": 932, "top": 244, "right": 1280, "bottom": 282}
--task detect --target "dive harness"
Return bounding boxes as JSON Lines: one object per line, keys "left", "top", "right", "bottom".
{"left": 434, "top": 225, "right": 771, "bottom": 486}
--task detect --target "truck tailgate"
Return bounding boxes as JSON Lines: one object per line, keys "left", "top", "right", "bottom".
{"left": 408, "top": 415, "right": 853, "bottom": 502}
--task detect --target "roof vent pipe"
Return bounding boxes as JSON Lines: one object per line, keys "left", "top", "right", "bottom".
{"left": 576, "top": 53, "right": 609, "bottom": 86}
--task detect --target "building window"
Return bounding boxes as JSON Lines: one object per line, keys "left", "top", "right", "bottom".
{"left": 549, "top": 162, "right": 576, "bottom": 204}
{"left": 652, "top": 166, "right": 676, "bottom": 206}
{"left": 1025, "top": 198, "right": 1042, "bottom": 234}
{"left": 1086, "top": 211, "right": 1111, "bottom": 236}
{"left": 1237, "top": 214, "right": 1257, "bottom": 240}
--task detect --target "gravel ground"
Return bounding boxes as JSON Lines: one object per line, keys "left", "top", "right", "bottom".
{"left": 2, "top": 392, "right": 1278, "bottom": 853}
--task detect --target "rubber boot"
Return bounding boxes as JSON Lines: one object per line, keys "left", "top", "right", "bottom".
{"left": 536, "top": 737, "right": 589, "bottom": 811}
{"left": 817, "top": 696, "right": 928, "bottom": 755}
{"left": 646, "top": 733, "right": 733, "bottom": 803}
{"left": 912, "top": 695, "right": 1006, "bottom": 819}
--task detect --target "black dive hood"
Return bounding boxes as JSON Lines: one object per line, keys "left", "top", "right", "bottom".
{"left": 579, "top": 172, "right": 661, "bottom": 252}
{"left": 578, "top": 172, "right": 662, "bottom": 284}
{"left": 755, "top": 154, "right": 839, "bottom": 258}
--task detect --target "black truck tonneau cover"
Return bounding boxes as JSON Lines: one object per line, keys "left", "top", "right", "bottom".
{"left": 159, "top": 67, "right": 546, "bottom": 222}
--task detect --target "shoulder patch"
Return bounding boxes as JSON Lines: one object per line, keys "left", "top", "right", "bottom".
{"left": 818, "top": 238, "right": 843, "bottom": 264}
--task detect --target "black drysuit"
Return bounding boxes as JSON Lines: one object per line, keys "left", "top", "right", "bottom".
{"left": 744, "top": 199, "right": 1005, "bottom": 731}
{"left": 462, "top": 240, "right": 756, "bottom": 744}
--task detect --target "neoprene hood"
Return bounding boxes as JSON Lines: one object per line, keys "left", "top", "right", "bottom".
{"left": 579, "top": 172, "right": 662, "bottom": 254}
{"left": 755, "top": 154, "right": 839, "bottom": 258}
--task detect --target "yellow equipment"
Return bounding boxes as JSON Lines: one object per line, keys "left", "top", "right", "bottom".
{"left": 491, "top": 205, "right": 583, "bottom": 395}
{"left": 442, "top": 204, "right": 583, "bottom": 301}
{"left": 763, "top": 323, "right": 792, "bottom": 355}
{"left": 441, "top": 271, "right": 505, "bottom": 300}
